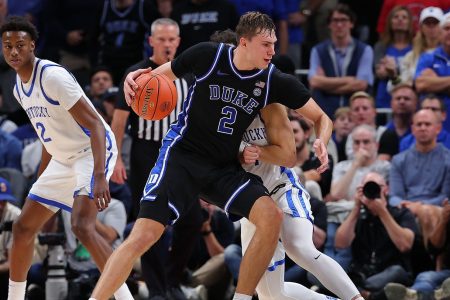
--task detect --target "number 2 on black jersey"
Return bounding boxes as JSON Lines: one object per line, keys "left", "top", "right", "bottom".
{"left": 217, "top": 106, "right": 237, "bottom": 135}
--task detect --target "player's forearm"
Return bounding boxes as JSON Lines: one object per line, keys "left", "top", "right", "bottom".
{"left": 415, "top": 76, "right": 450, "bottom": 93}
{"left": 258, "top": 144, "right": 296, "bottom": 168}
{"left": 90, "top": 121, "right": 107, "bottom": 176}
{"left": 152, "top": 61, "right": 177, "bottom": 81}
{"left": 110, "top": 109, "right": 129, "bottom": 157}
{"left": 313, "top": 113, "right": 332, "bottom": 150}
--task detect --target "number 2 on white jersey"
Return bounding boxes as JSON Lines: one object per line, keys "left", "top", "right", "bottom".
{"left": 36, "top": 122, "right": 52, "bottom": 142}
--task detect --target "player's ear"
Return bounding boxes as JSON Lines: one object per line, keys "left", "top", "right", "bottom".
{"left": 30, "top": 40, "right": 35, "bottom": 52}
{"left": 239, "top": 37, "right": 246, "bottom": 47}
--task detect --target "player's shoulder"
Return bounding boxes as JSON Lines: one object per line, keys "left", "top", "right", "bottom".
{"left": 39, "top": 59, "right": 70, "bottom": 77}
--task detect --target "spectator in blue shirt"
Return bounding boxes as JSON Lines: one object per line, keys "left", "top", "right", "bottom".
{"left": 400, "top": 94, "right": 450, "bottom": 151}
{"left": 0, "top": 129, "right": 22, "bottom": 171}
{"left": 415, "top": 12, "right": 450, "bottom": 131}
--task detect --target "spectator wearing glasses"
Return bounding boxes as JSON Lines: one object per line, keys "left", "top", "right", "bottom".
{"left": 308, "top": 3, "right": 374, "bottom": 118}
{"left": 400, "top": 94, "right": 450, "bottom": 151}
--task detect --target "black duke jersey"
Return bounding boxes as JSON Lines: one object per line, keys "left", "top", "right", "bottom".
{"left": 170, "top": 42, "right": 311, "bottom": 164}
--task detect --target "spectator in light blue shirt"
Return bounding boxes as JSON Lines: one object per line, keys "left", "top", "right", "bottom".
{"left": 390, "top": 109, "right": 450, "bottom": 212}
{"left": 415, "top": 12, "right": 450, "bottom": 131}
{"left": 400, "top": 94, "right": 450, "bottom": 151}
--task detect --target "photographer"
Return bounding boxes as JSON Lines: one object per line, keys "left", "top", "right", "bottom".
{"left": 335, "top": 172, "right": 418, "bottom": 299}
{"left": 0, "top": 177, "right": 21, "bottom": 299}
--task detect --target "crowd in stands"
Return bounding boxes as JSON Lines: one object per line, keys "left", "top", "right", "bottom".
{"left": 1, "top": 0, "right": 450, "bottom": 300}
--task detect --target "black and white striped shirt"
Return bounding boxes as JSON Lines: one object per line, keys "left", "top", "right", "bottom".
{"left": 116, "top": 59, "right": 193, "bottom": 141}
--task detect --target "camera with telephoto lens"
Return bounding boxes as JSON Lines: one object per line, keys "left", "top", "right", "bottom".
{"left": 362, "top": 181, "right": 381, "bottom": 200}
{"left": 360, "top": 181, "right": 382, "bottom": 220}
{"left": 38, "top": 232, "right": 66, "bottom": 246}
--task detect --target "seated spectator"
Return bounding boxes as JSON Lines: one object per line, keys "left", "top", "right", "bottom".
{"left": 0, "top": 128, "right": 22, "bottom": 171}
{"left": 335, "top": 172, "right": 418, "bottom": 300}
{"left": 385, "top": 199, "right": 450, "bottom": 300}
{"left": 85, "top": 66, "right": 114, "bottom": 105}
{"left": 290, "top": 115, "right": 334, "bottom": 200}
{"left": 326, "top": 125, "right": 391, "bottom": 270}
{"left": 11, "top": 122, "right": 38, "bottom": 148}
{"left": 415, "top": 11, "right": 450, "bottom": 131}
{"left": 0, "top": 177, "right": 21, "bottom": 300}
{"left": 387, "top": 7, "right": 443, "bottom": 91}
{"left": 379, "top": 83, "right": 418, "bottom": 154}
{"left": 332, "top": 106, "right": 353, "bottom": 162}
{"left": 400, "top": 94, "right": 450, "bottom": 151}
{"left": 389, "top": 109, "right": 450, "bottom": 248}
{"left": 374, "top": 5, "right": 413, "bottom": 108}
{"left": 345, "top": 91, "right": 398, "bottom": 160}
{"left": 27, "top": 199, "right": 128, "bottom": 298}
{"left": 186, "top": 200, "right": 234, "bottom": 300}
{"left": 308, "top": 3, "right": 374, "bottom": 118}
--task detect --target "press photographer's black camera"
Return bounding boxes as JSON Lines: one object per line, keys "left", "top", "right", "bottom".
{"left": 0, "top": 221, "right": 13, "bottom": 233}
{"left": 38, "top": 232, "right": 66, "bottom": 246}
{"left": 362, "top": 181, "right": 381, "bottom": 200}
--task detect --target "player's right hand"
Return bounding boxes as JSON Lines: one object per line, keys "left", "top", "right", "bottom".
{"left": 124, "top": 68, "right": 152, "bottom": 106}
{"left": 111, "top": 157, "right": 127, "bottom": 184}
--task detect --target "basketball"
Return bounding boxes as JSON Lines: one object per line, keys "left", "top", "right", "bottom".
{"left": 131, "top": 72, "right": 178, "bottom": 121}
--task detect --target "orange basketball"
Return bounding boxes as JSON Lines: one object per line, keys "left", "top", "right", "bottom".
{"left": 131, "top": 72, "right": 177, "bottom": 121}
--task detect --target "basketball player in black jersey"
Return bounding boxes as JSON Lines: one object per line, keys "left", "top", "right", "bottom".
{"left": 110, "top": 18, "right": 198, "bottom": 299}
{"left": 90, "top": 12, "right": 332, "bottom": 300}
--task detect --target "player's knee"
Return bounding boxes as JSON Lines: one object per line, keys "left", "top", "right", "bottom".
{"left": 125, "top": 230, "right": 159, "bottom": 254}
{"left": 250, "top": 198, "right": 283, "bottom": 232}
{"left": 12, "top": 218, "right": 37, "bottom": 241}
{"left": 71, "top": 221, "right": 95, "bottom": 241}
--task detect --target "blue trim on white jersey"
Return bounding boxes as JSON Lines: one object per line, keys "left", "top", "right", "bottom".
{"left": 224, "top": 179, "right": 250, "bottom": 216}
{"left": 227, "top": 47, "right": 264, "bottom": 79}
{"left": 14, "top": 82, "right": 22, "bottom": 105}
{"left": 76, "top": 122, "right": 91, "bottom": 137}
{"left": 283, "top": 168, "right": 313, "bottom": 222}
{"left": 142, "top": 82, "right": 196, "bottom": 199}
{"left": 21, "top": 59, "right": 41, "bottom": 97}
{"left": 39, "top": 63, "right": 62, "bottom": 105}
{"left": 29, "top": 193, "right": 72, "bottom": 212}
{"left": 197, "top": 43, "right": 225, "bottom": 82}
{"left": 267, "top": 258, "right": 285, "bottom": 272}
{"left": 263, "top": 64, "right": 274, "bottom": 107}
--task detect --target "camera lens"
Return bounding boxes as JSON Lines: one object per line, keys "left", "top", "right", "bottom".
{"left": 362, "top": 181, "right": 381, "bottom": 199}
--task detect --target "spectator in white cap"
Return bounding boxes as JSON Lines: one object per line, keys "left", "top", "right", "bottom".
{"left": 0, "top": 177, "right": 21, "bottom": 299}
{"left": 387, "top": 6, "right": 443, "bottom": 90}
{"left": 415, "top": 10, "right": 450, "bottom": 131}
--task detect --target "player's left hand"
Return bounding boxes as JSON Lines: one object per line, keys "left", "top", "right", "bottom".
{"left": 313, "top": 139, "right": 329, "bottom": 174}
{"left": 242, "top": 144, "right": 261, "bottom": 164}
{"left": 94, "top": 175, "right": 111, "bottom": 211}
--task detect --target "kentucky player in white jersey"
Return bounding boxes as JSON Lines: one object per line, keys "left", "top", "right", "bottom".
{"left": 240, "top": 107, "right": 362, "bottom": 300}
{"left": 1, "top": 16, "right": 132, "bottom": 300}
